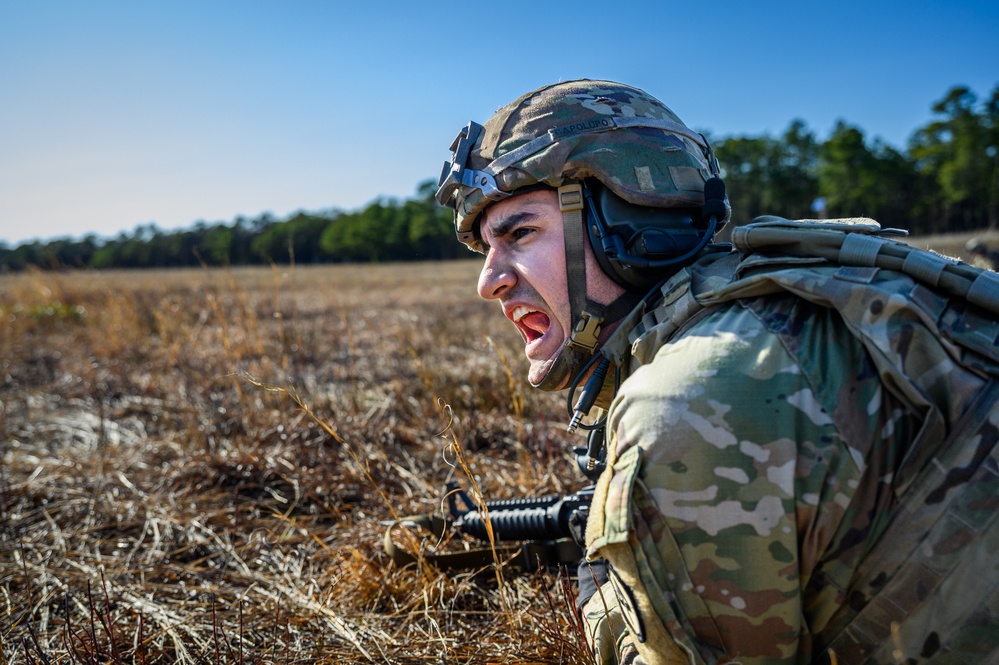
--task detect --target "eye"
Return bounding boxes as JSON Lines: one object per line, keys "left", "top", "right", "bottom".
{"left": 511, "top": 226, "right": 534, "bottom": 241}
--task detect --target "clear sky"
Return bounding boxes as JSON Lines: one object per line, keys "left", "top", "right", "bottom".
{"left": 1, "top": 0, "right": 997, "bottom": 245}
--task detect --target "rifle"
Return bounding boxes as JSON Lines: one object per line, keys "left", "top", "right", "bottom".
{"left": 451, "top": 483, "right": 593, "bottom": 540}
{"left": 383, "top": 482, "right": 594, "bottom": 572}
{"left": 383, "top": 433, "right": 607, "bottom": 573}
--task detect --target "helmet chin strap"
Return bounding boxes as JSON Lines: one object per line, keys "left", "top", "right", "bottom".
{"left": 532, "top": 184, "right": 637, "bottom": 392}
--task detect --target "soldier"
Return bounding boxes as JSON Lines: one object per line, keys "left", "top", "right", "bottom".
{"left": 966, "top": 237, "right": 999, "bottom": 271}
{"left": 435, "top": 80, "right": 999, "bottom": 664}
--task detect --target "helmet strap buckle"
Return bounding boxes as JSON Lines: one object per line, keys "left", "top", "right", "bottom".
{"left": 567, "top": 308, "right": 603, "bottom": 353}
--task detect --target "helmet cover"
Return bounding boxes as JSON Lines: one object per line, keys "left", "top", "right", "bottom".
{"left": 437, "top": 79, "right": 726, "bottom": 252}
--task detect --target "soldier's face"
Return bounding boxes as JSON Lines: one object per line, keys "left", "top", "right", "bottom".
{"left": 476, "top": 189, "right": 626, "bottom": 387}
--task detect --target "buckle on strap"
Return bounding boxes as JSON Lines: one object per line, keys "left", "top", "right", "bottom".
{"left": 559, "top": 183, "right": 584, "bottom": 212}
{"left": 567, "top": 309, "right": 603, "bottom": 353}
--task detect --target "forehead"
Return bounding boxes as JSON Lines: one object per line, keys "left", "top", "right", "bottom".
{"left": 478, "top": 189, "right": 560, "bottom": 240}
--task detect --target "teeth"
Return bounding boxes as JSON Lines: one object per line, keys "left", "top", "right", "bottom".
{"left": 512, "top": 306, "right": 532, "bottom": 322}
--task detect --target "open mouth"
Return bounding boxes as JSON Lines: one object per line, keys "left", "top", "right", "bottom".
{"left": 511, "top": 306, "right": 550, "bottom": 343}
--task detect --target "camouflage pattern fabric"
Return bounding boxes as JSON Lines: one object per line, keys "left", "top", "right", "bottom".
{"left": 582, "top": 237, "right": 999, "bottom": 663}
{"left": 436, "top": 79, "right": 727, "bottom": 252}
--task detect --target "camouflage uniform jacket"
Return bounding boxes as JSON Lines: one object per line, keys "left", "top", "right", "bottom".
{"left": 582, "top": 234, "right": 999, "bottom": 664}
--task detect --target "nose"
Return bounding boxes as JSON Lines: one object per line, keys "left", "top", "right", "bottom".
{"left": 477, "top": 248, "right": 516, "bottom": 300}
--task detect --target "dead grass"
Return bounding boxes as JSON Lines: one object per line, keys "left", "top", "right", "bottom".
{"left": 1, "top": 261, "right": 590, "bottom": 664}
{"left": 898, "top": 226, "right": 999, "bottom": 257}
{"left": 2, "top": 229, "right": 983, "bottom": 664}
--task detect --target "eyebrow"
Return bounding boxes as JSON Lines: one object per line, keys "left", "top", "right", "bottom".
{"left": 483, "top": 211, "right": 537, "bottom": 242}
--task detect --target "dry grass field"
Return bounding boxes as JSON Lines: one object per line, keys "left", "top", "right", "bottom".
{"left": 1, "top": 261, "right": 589, "bottom": 664}
{"left": 2, "top": 228, "right": 996, "bottom": 664}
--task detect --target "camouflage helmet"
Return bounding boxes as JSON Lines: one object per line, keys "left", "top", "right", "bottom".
{"left": 436, "top": 79, "right": 728, "bottom": 252}
{"left": 436, "top": 80, "right": 728, "bottom": 394}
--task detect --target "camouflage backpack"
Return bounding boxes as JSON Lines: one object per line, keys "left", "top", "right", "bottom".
{"left": 600, "top": 216, "right": 999, "bottom": 663}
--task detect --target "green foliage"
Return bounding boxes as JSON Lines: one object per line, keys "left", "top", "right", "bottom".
{"left": 251, "top": 211, "right": 335, "bottom": 263}
{"left": 320, "top": 203, "right": 389, "bottom": 262}
{"left": 910, "top": 85, "right": 999, "bottom": 230}
{"left": 406, "top": 180, "right": 466, "bottom": 260}
{"left": 319, "top": 183, "right": 463, "bottom": 263}
{"left": 1, "top": 180, "right": 467, "bottom": 271}
{"left": 818, "top": 122, "right": 925, "bottom": 230}
{"left": 715, "top": 119, "right": 820, "bottom": 223}
{"left": 4, "top": 83, "right": 998, "bottom": 272}
{"left": 713, "top": 82, "right": 998, "bottom": 234}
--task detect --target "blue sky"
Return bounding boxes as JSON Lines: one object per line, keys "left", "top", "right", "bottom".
{"left": 1, "top": 1, "right": 997, "bottom": 245}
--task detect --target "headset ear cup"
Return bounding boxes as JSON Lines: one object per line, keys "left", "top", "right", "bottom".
{"left": 584, "top": 185, "right": 646, "bottom": 291}
{"left": 584, "top": 180, "right": 707, "bottom": 291}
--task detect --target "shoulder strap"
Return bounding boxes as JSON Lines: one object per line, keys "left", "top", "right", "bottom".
{"left": 600, "top": 251, "right": 739, "bottom": 372}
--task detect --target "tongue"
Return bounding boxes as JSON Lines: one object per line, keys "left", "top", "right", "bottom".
{"left": 521, "top": 311, "right": 550, "bottom": 334}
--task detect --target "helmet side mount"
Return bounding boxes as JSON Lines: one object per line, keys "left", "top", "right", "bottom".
{"left": 436, "top": 121, "right": 511, "bottom": 210}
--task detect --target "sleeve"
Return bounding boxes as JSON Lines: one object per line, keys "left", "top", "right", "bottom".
{"left": 583, "top": 578, "right": 671, "bottom": 665}
{"left": 585, "top": 302, "right": 877, "bottom": 664}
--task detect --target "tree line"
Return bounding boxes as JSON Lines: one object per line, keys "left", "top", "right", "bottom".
{"left": 0, "top": 181, "right": 464, "bottom": 271}
{"left": 715, "top": 84, "right": 998, "bottom": 235}
{"left": 1, "top": 83, "right": 996, "bottom": 272}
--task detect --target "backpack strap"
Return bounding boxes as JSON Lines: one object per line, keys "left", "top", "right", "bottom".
{"left": 732, "top": 216, "right": 999, "bottom": 316}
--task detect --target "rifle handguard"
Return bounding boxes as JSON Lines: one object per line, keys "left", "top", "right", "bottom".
{"left": 383, "top": 486, "right": 593, "bottom": 573}
{"left": 451, "top": 487, "right": 594, "bottom": 544}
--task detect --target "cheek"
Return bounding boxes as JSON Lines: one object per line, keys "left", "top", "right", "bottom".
{"left": 530, "top": 261, "right": 571, "bottom": 326}
{"left": 515, "top": 238, "right": 567, "bottom": 298}
{"left": 540, "top": 236, "right": 569, "bottom": 291}
{"left": 583, "top": 237, "right": 627, "bottom": 304}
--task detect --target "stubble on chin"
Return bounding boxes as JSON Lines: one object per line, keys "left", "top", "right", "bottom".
{"left": 526, "top": 347, "right": 571, "bottom": 390}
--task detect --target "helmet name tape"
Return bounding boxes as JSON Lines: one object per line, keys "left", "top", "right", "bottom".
{"left": 550, "top": 117, "right": 615, "bottom": 139}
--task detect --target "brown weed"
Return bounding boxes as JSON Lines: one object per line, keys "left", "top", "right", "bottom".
{"left": 1, "top": 262, "right": 591, "bottom": 664}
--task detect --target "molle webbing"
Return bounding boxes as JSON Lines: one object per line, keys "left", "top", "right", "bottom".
{"left": 732, "top": 217, "right": 999, "bottom": 316}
